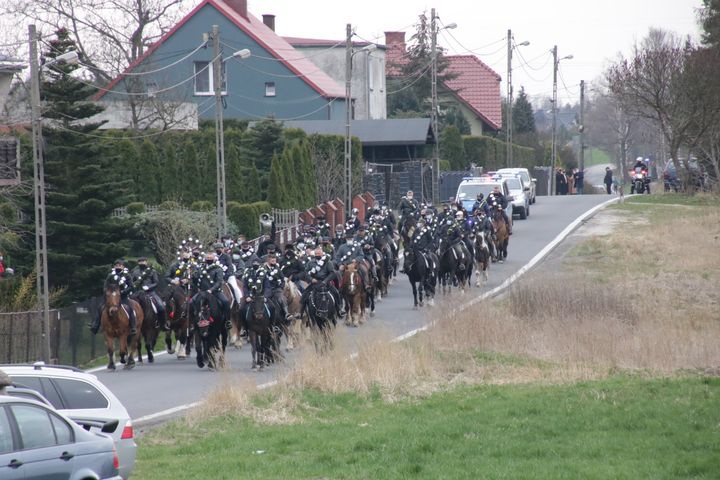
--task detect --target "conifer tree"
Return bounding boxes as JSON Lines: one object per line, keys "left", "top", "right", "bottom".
{"left": 267, "top": 152, "right": 288, "bottom": 208}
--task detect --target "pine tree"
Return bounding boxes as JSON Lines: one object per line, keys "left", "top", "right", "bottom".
{"left": 299, "top": 142, "right": 317, "bottom": 208}
{"left": 139, "top": 139, "right": 160, "bottom": 203}
{"left": 225, "top": 143, "right": 244, "bottom": 203}
{"left": 440, "top": 125, "right": 465, "bottom": 170}
{"left": 40, "top": 29, "right": 132, "bottom": 302}
{"left": 513, "top": 87, "right": 536, "bottom": 135}
{"left": 267, "top": 152, "right": 288, "bottom": 208}
{"left": 179, "top": 139, "right": 200, "bottom": 203}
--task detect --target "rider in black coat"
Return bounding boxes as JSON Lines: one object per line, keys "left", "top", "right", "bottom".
{"left": 300, "top": 247, "right": 342, "bottom": 318}
{"left": 131, "top": 257, "right": 168, "bottom": 331}
{"left": 487, "top": 186, "right": 512, "bottom": 235}
{"left": 90, "top": 259, "right": 137, "bottom": 335}
{"left": 192, "top": 253, "right": 230, "bottom": 328}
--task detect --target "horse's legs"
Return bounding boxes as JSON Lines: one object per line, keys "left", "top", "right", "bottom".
{"left": 105, "top": 336, "right": 116, "bottom": 371}
{"left": 146, "top": 331, "right": 155, "bottom": 363}
{"left": 418, "top": 277, "right": 424, "bottom": 307}
{"left": 195, "top": 330, "right": 204, "bottom": 369}
{"left": 410, "top": 279, "right": 419, "bottom": 308}
{"left": 165, "top": 330, "right": 175, "bottom": 354}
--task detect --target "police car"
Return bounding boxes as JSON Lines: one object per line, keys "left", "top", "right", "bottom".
{"left": 454, "top": 176, "right": 512, "bottom": 213}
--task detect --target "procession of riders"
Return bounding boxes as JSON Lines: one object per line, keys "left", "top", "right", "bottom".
{"left": 90, "top": 188, "right": 512, "bottom": 368}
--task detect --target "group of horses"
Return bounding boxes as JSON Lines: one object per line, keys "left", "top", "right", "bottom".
{"left": 399, "top": 208, "right": 510, "bottom": 308}
{"left": 99, "top": 231, "right": 400, "bottom": 372}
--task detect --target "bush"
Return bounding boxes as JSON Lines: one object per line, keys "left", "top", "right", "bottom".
{"left": 227, "top": 201, "right": 270, "bottom": 239}
{"left": 190, "top": 200, "right": 214, "bottom": 212}
{"left": 126, "top": 202, "right": 146, "bottom": 215}
{"left": 463, "top": 135, "right": 536, "bottom": 171}
{"left": 157, "top": 200, "right": 181, "bottom": 211}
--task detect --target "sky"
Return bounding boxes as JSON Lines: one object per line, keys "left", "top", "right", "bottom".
{"left": 255, "top": 0, "right": 704, "bottom": 105}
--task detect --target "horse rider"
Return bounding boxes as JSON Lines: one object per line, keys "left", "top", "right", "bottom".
{"left": 300, "top": 246, "right": 343, "bottom": 318}
{"left": 192, "top": 252, "right": 231, "bottom": 329}
{"left": 360, "top": 242, "right": 380, "bottom": 286}
{"left": 472, "top": 193, "right": 491, "bottom": 216}
{"left": 315, "top": 216, "right": 331, "bottom": 239}
{"left": 335, "top": 230, "right": 372, "bottom": 290}
{"left": 167, "top": 249, "right": 193, "bottom": 286}
{"left": 90, "top": 259, "right": 137, "bottom": 335}
{"left": 446, "top": 211, "right": 465, "bottom": 246}
{"left": 131, "top": 257, "right": 168, "bottom": 331}
{"left": 409, "top": 218, "right": 434, "bottom": 256}
{"left": 333, "top": 224, "right": 345, "bottom": 251}
{"left": 212, "top": 242, "right": 241, "bottom": 307}
{"left": 281, "top": 244, "right": 306, "bottom": 292}
{"left": 487, "top": 185, "right": 513, "bottom": 235}
{"left": 398, "top": 190, "right": 420, "bottom": 224}
{"left": 231, "top": 247, "right": 246, "bottom": 274}
{"left": 354, "top": 225, "right": 373, "bottom": 248}
{"left": 263, "top": 253, "right": 292, "bottom": 321}
{"left": 242, "top": 256, "right": 267, "bottom": 296}
{"left": 260, "top": 243, "right": 279, "bottom": 263}
{"left": 239, "top": 240, "right": 260, "bottom": 266}
{"left": 345, "top": 208, "right": 361, "bottom": 234}
{"left": 320, "top": 236, "right": 334, "bottom": 256}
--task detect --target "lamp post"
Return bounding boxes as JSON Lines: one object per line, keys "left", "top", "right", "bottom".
{"left": 28, "top": 25, "right": 79, "bottom": 363}
{"left": 212, "top": 24, "right": 250, "bottom": 237}
{"left": 430, "top": 10, "right": 456, "bottom": 206}
{"left": 344, "top": 23, "right": 376, "bottom": 220}
{"left": 549, "top": 45, "right": 573, "bottom": 196}
{"left": 505, "top": 31, "right": 529, "bottom": 168}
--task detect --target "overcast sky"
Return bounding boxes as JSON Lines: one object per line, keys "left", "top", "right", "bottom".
{"left": 256, "top": 0, "right": 704, "bottom": 105}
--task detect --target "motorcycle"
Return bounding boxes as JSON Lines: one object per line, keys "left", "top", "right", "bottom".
{"left": 629, "top": 167, "right": 651, "bottom": 194}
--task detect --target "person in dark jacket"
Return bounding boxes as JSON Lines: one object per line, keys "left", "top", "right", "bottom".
{"left": 604, "top": 167, "right": 613, "bottom": 194}
{"left": 573, "top": 169, "right": 585, "bottom": 195}
{"left": 131, "top": 257, "right": 168, "bottom": 330}
{"left": 300, "top": 247, "right": 342, "bottom": 318}
{"left": 90, "top": 259, "right": 136, "bottom": 335}
{"left": 192, "top": 252, "right": 230, "bottom": 328}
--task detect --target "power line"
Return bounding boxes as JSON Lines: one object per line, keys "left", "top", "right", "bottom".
{"left": 437, "top": 22, "right": 505, "bottom": 57}
{"left": 514, "top": 46, "right": 551, "bottom": 71}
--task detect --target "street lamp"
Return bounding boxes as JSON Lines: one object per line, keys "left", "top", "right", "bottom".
{"left": 506, "top": 32, "right": 529, "bottom": 168}
{"left": 430, "top": 10, "right": 457, "bottom": 205}
{"left": 549, "top": 46, "right": 573, "bottom": 196}
{"left": 212, "top": 22, "right": 251, "bottom": 237}
{"left": 28, "top": 25, "right": 80, "bottom": 363}
{"left": 344, "top": 23, "right": 376, "bottom": 220}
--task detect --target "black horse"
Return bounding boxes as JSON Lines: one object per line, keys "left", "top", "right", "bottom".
{"left": 374, "top": 234, "right": 396, "bottom": 288}
{"left": 130, "top": 291, "right": 160, "bottom": 364}
{"left": 190, "top": 291, "right": 227, "bottom": 370}
{"left": 163, "top": 284, "right": 191, "bottom": 359}
{"left": 306, "top": 282, "right": 337, "bottom": 352}
{"left": 438, "top": 239, "right": 472, "bottom": 294}
{"left": 403, "top": 248, "right": 438, "bottom": 308}
{"left": 240, "top": 290, "right": 280, "bottom": 370}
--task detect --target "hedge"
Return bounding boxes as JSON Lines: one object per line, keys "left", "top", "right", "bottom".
{"left": 227, "top": 200, "right": 272, "bottom": 239}
{"left": 462, "top": 135, "right": 536, "bottom": 171}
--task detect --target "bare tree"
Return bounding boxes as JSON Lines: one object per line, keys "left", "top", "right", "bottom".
{"left": 307, "top": 136, "right": 344, "bottom": 204}
{"left": 607, "top": 29, "right": 720, "bottom": 188}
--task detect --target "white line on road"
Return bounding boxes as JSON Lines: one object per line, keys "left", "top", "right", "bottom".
{"left": 127, "top": 196, "right": 625, "bottom": 427}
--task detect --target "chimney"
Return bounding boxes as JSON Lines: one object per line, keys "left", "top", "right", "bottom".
{"left": 225, "top": 0, "right": 248, "bottom": 19}
{"left": 384, "top": 31, "right": 406, "bottom": 50}
{"left": 262, "top": 14, "right": 275, "bottom": 31}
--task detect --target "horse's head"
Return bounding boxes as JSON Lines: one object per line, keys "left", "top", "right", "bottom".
{"left": 403, "top": 249, "right": 416, "bottom": 272}
{"left": 343, "top": 263, "right": 360, "bottom": 294}
{"left": 312, "top": 283, "right": 331, "bottom": 316}
{"left": 105, "top": 284, "right": 121, "bottom": 316}
{"left": 250, "top": 294, "right": 267, "bottom": 322}
{"left": 195, "top": 292, "right": 213, "bottom": 338}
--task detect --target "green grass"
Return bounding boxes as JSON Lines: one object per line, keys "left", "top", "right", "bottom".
{"left": 583, "top": 148, "right": 613, "bottom": 167}
{"left": 624, "top": 193, "right": 720, "bottom": 207}
{"left": 135, "top": 375, "right": 720, "bottom": 479}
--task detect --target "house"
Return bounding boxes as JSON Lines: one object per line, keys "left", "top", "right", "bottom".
{"left": 97, "top": 0, "right": 349, "bottom": 123}
{"left": 384, "top": 31, "right": 502, "bottom": 135}
{"left": 0, "top": 55, "right": 25, "bottom": 116}
{"left": 0, "top": 55, "right": 25, "bottom": 186}
{"left": 283, "top": 29, "right": 387, "bottom": 120}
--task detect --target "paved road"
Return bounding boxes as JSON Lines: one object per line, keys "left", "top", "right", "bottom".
{"left": 91, "top": 194, "right": 612, "bottom": 427}
{"left": 585, "top": 163, "right": 614, "bottom": 189}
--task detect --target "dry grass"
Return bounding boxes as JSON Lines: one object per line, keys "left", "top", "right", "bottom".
{"left": 188, "top": 202, "right": 720, "bottom": 423}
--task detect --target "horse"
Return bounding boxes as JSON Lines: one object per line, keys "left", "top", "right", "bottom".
{"left": 403, "top": 248, "right": 437, "bottom": 309}
{"left": 283, "top": 278, "right": 305, "bottom": 351}
{"left": 358, "top": 257, "right": 377, "bottom": 317}
{"left": 223, "top": 283, "right": 244, "bottom": 349}
{"left": 189, "top": 291, "right": 226, "bottom": 370}
{"left": 163, "top": 284, "right": 191, "bottom": 359}
{"left": 101, "top": 285, "right": 144, "bottom": 370}
{"left": 241, "top": 291, "right": 277, "bottom": 370}
{"left": 374, "top": 233, "right": 396, "bottom": 287}
{"left": 305, "top": 282, "right": 337, "bottom": 352}
{"left": 340, "top": 262, "right": 366, "bottom": 327}
{"left": 473, "top": 228, "right": 491, "bottom": 286}
{"left": 399, "top": 214, "right": 417, "bottom": 248}
{"left": 373, "top": 248, "right": 388, "bottom": 299}
{"left": 130, "top": 291, "right": 160, "bottom": 364}
{"left": 491, "top": 208, "right": 509, "bottom": 263}
{"left": 438, "top": 238, "right": 472, "bottom": 294}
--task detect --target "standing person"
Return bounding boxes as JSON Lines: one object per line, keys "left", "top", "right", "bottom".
{"left": 561, "top": 169, "right": 569, "bottom": 195}
{"left": 604, "top": 167, "right": 613, "bottom": 194}
{"left": 568, "top": 169, "right": 575, "bottom": 195}
{"left": 555, "top": 168, "right": 564, "bottom": 195}
{"left": 573, "top": 168, "right": 585, "bottom": 195}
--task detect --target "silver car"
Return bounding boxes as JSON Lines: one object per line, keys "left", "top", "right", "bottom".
{"left": 0, "top": 396, "right": 121, "bottom": 480}
{"left": 496, "top": 168, "right": 537, "bottom": 204}
{"left": 3, "top": 363, "right": 136, "bottom": 479}
{"left": 498, "top": 175, "right": 530, "bottom": 219}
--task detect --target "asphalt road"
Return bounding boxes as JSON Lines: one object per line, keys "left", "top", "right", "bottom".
{"left": 91, "top": 194, "right": 613, "bottom": 427}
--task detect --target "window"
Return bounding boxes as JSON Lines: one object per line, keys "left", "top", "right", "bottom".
{"left": 0, "top": 407, "right": 14, "bottom": 454}
{"left": 194, "top": 61, "right": 226, "bottom": 95}
{"left": 53, "top": 378, "right": 108, "bottom": 409}
{"left": 265, "top": 82, "right": 276, "bottom": 97}
{"left": 10, "top": 376, "right": 63, "bottom": 409}
{"left": 11, "top": 405, "right": 57, "bottom": 450}
{"left": 49, "top": 413, "right": 73, "bottom": 445}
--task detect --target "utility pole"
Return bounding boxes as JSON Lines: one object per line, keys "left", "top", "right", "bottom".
{"left": 549, "top": 45, "right": 558, "bottom": 196}
{"left": 29, "top": 24, "right": 51, "bottom": 363}
{"left": 344, "top": 23, "right": 352, "bottom": 220}
{"left": 430, "top": 8, "right": 439, "bottom": 205}
{"left": 212, "top": 24, "right": 227, "bottom": 238}
{"left": 579, "top": 79, "right": 585, "bottom": 186}
{"left": 506, "top": 29, "right": 512, "bottom": 168}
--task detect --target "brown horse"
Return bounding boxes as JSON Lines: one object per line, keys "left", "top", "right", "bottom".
{"left": 340, "top": 262, "right": 365, "bottom": 327}
{"left": 130, "top": 291, "right": 160, "bottom": 364}
{"left": 163, "top": 284, "right": 191, "bottom": 359}
{"left": 101, "top": 285, "right": 144, "bottom": 370}
{"left": 283, "top": 278, "right": 305, "bottom": 351}
{"left": 491, "top": 209, "right": 509, "bottom": 263}
{"left": 473, "top": 229, "right": 491, "bottom": 286}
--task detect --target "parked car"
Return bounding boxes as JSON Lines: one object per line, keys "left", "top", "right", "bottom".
{"left": 662, "top": 158, "right": 704, "bottom": 192}
{"left": 498, "top": 174, "right": 530, "bottom": 219}
{"left": 0, "top": 395, "right": 121, "bottom": 480}
{"left": 2, "top": 363, "right": 136, "bottom": 479}
{"left": 496, "top": 168, "right": 537, "bottom": 204}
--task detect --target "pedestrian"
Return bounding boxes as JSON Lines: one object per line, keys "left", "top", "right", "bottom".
{"left": 573, "top": 168, "right": 585, "bottom": 195}
{"left": 555, "top": 168, "right": 564, "bottom": 195}
{"left": 604, "top": 167, "right": 613, "bottom": 194}
{"left": 560, "top": 169, "right": 569, "bottom": 195}
{"left": 568, "top": 169, "right": 575, "bottom": 195}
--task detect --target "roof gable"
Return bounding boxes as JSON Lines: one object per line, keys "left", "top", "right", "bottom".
{"left": 442, "top": 55, "right": 502, "bottom": 131}
{"left": 97, "top": 0, "right": 345, "bottom": 100}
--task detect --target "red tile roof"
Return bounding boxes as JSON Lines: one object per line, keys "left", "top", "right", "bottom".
{"left": 442, "top": 55, "right": 502, "bottom": 131}
{"left": 96, "top": 0, "right": 346, "bottom": 100}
